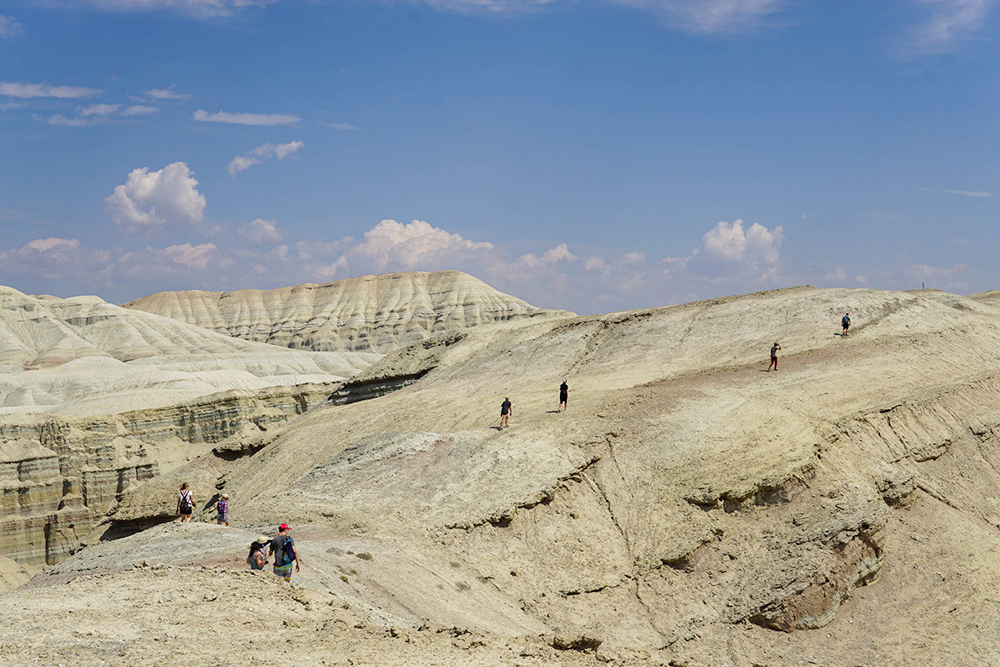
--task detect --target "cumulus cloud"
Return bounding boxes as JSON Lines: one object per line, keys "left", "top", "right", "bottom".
{"left": 0, "top": 82, "right": 103, "bottom": 99}
{"left": 693, "top": 219, "right": 783, "bottom": 266}
{"left": 122, "top": 105, "right": 159, "bottom": 116}
{"left": 0, "top": 15, "right": 22, "bottom": 37}
{"left": 105, "top": 162, "right": 207, "bottom": 234}
{"left": 228, "top": 141, "right": 304, "bottom": 177}
{"left": 348, "top": 219, "right": 495, "bottom": 271}
{"left": 194, "top": 110, "right": 300, "bottom": 126}
{"left": 239, "top": 218, "right": 284, "bottom": 245}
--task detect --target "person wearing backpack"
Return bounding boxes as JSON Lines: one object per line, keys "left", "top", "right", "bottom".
{"left": 176, "top": 483, "right": 194, "bottom": 523}
{"left": 842, "top": 313, "right": 851, "bottom": 336}
{"left": 269, "top": 523, "right": 301, "bottom": 581}
{"left": 247, "top": 535, "right": 270, "bottom": 571}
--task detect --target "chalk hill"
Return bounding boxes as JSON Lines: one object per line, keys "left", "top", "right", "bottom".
{"left": 122, "top": 270, "right": 573, "bottom": 353}
{"left": 7, "top": 285, "right": 1000, "bottom": 666}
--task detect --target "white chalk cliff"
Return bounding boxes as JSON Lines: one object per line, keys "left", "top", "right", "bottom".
{"left": 123, "top": 270, "right": 573, "bottom": 353}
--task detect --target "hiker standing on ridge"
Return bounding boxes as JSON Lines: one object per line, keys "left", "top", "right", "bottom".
{"left": 559, "top": 380, "right": 568, "bottom": 412}
{"left": 768, "top": 342, "right": 781, "bottom": 371}
{"left": 500, "top": 396, "right": 512, "bottom": 428}
{"left": 842, "top": 313, "right": 851, "bottom": 336}
{"left": 270, "top": 523, "right": 301, "bottom": 582}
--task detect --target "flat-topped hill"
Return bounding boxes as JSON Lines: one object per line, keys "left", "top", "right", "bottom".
{"left": 122, "top": 270, "right": 574, "bottom": 353}
{"left": 8, "top": 285, "right": 1000, "bottom": 666}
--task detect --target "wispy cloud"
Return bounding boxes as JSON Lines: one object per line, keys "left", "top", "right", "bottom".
{"left": 0, "top": 82, "right": 103, "bottom": 99}
{"left": 227, "top": 141, "right": 304, "bottom": 177}
{"left": 145, "top": 87, "right": 191, "bottom": 100}
{"left": 905, "top": 0, "right": 998, "bottom": 54}
{"left": 607, "top": 0, "right": 789, "bottom": 33}
{"left": 71, "top": 0, "right": 273, "bottom": 19}
{"left": 122, "top": 105, "right": 159, "bottom": 116}
{"left": 944, "top": 188, "right": 991, "bottom": 197}
{"left": 194, "top": 109, "right": 301, "bottom": 126}
{"left": 79, "top": 103, "right": 120, "bottom": 117}
{"left": 324, "top": 122, "right": 358, "bottom": 130}
{"left": 0, "top": 15, "right": 22, "bottom": 37}
{"left": 44, "top": 114, "right": 99, "bottom": 127}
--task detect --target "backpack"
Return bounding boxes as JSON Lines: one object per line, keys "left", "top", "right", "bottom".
{"left": 179, "top": 490, "right": 192, "bottom": 511}
{"left": 842, "top": 316, "right": 850, "bottom": 326}
{"left": 280, "top": 536, "right": 295, "bottom": 566}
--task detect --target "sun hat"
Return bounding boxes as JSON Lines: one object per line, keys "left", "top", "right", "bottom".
{"left": 255, "top": 534, "right": 270, "bottom": 546}
{"left": 222, "top": 494, "right": 229, "bottom": 500}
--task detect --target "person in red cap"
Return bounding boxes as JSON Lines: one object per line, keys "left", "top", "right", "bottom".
{"left": 269, "top": 524, "right": 301, "bottom": 581}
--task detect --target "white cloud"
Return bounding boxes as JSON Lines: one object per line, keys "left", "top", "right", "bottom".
{"left": 907, "top": 0, "right": 997, "bottom": 54}
{"left": 74, "top": 0, "right": 273, "bottom": 19}
{"left": 944, "top": 188, "right": 991, "bottom": 197}
{"left": 694, "top": 219, "right": 783, "bottom": 265}
{"left": 228, "top": 141, "right": 304, "bottom": 176}
{"left": 325, "top": 122, "right": 358, "bottom": 130}
{"left": 145, "top": 87, "right": 191, "bottom": 100}
{"left": 239, "top": 218, "right": 284, "bottom": 245}
{"left": 79, "top": 103, "right": 120, "bottom": 117}
{"left": 0, "top": 15, "right": 22, "bottom": 37}
{"left": 163, "top": 243, "right": 217, "bottom": 268}
{"left": 607, "top": 0, "right": 788, "bottom": 33}
{"left": 0, "top": 82, "right": 103, "bottom": 99}
{"left": 122, "top": 105, "right": 159, "bottom": 116}
{"left": 194, "top": 110, "right": 300, "bottom": 126}
{"left": 45, "top": 114, "right": 97, "bottom": 127}
{"left": 350, "top": 219, "right": 495, "bottom": 271}
{"left": 105, "top": 162, "right": 207, "bottom": 234}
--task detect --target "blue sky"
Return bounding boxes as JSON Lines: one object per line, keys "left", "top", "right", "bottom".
{"left": 1, "top": 0, "right": 999, "bottom": 315}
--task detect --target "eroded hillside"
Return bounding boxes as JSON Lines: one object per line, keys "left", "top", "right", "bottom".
{"left": 123, "top": 270, "right": 574, "bottom": 353}
{"left": 7, "top": 286, "right": 1000, "bottom": 666}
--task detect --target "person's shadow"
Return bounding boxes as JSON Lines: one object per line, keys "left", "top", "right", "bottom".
{"left": 546, "top": 410, "right": 560, "bottom": 414}
{"left": 491, "top": 426, "right": 504, "bottom": 431}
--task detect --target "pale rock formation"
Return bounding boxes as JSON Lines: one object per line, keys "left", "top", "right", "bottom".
{"left": 123, "top": 270, "right": 573, "bottom": 353}
{"left": 10, "top": 286, "right": 1000, "bottom": 666}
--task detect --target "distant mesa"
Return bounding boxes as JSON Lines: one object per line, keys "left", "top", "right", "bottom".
{"left": 122, "top": 270, "right": 575, "bottom": 353}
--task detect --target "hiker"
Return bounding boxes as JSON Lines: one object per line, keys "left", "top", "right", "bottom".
{"left": 559, "top": 380, "right": 568, "bottom": 412}
{"left": 500, "top": 396, "right": 512, "bottom": 428}
{"left": 842, "top": 313, "right": 851, "bottom": 336}
{"left": 270, "top": 523, "right": 301, "bottom": 582}
{"left": 213, "top": 494, "right": 229, "bottom": 526}
{"left": 247, "top": 535, "right": 270, "bottom": 571}
{"left": 768, "top": 342, "right": 781, "bottom": 371}
{"left": 177, "top": 483, "right": 194, "bottom": 523}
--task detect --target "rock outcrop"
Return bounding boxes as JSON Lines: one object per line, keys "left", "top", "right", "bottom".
{"left": 122, "top": 270, "right": 573, "bottom": 353}
{"left": 10, "top": 285, "right": 1000, "bottom": 666}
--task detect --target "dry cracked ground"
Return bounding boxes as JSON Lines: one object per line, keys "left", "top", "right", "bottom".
{"left": 6, "top": 284, "right": 1000, "bottom": 666}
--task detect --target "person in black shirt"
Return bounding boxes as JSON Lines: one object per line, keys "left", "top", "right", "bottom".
{"left": 559, "top": 380, "right": 568, "bottom": 412}
{"left": 500, "top": 396, "right": 512, "bottom": 428}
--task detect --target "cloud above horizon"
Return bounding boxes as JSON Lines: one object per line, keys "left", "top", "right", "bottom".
{"left": 194, "top": 110, "right": 301, "bottom": 126}
{"left": 105, "top": 162, "right": 207, "bottom": 235}
{"left": 0, "top": 82, "right": 103, "bottom": 99}
{"left": 228, "top": 141, "right": 304, "bottom": 176}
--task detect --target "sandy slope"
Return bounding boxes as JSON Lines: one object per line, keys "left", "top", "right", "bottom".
{"left": 8, "top": 286, "right": 1000, "bottom": 665}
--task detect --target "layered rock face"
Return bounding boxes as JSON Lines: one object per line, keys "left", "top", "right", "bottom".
{"left": 122, "top": 270, "right": 573, "bottom": 353}
{"left": 0, "top": 285, "right": 382, "bottom": 565}
{"left": 0, "top": 383, "right": 333, "bottom": 565}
